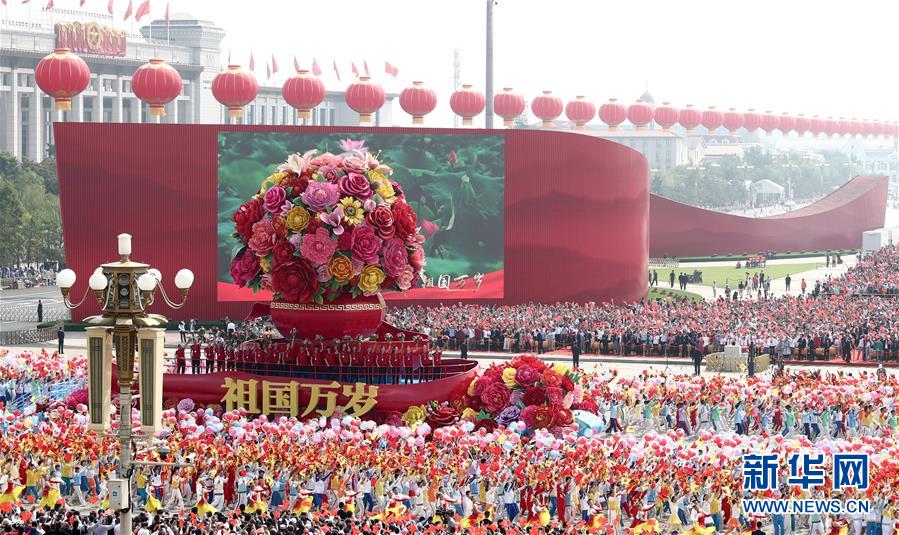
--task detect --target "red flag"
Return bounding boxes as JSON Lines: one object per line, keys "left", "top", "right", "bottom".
{"left": 385, "top": 61, "right": 399, "bottom": 77}
{"left": 249, "top": 51, "right": 255, "bottom": 71}
{"left": 332, "top": 59, "right": 340, "bottom": 81}
{"left": 351, "top": 62, "right": 358, "bottom": 77}
{"left": 312, "top": 58, "right": 322, "bottom": 76}
{"left": 363, "top": 60, "right": 370, "bottom": 77}
{"left": 164, "top": 1, "right": 169, "bottom": 29}
{"left": 271, "top": 53, "right": 278, "bottom": 74}
{"left": 293, "top": 55, "right": 299, "bottom": 72}
{"left": 1, "top": 0, "right": 7, "bottom": 6}
{"left": 107, "top": 0, "right": 113, "bottom": 14}
{"left": 134, "top": 0, "right": 150, "bottom": 21}
{"left": 44, "top": 0, "right": 52, "bottom": 8}
{"left": 122, "top": 0, "right": 132, "bottom": 20}
{"left": 80, "top": 0, "right": 86, "bottom": 6}
{"left": 21, "top": 0, "right": 30, "bottom": 4}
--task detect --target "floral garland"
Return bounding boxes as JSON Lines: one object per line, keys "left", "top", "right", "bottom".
{"left": 230, "top": 144, "right": 427, "bottom": 304}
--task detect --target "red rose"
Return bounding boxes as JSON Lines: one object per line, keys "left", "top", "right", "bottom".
{"left": 337, "top": 226, "right": 354, "bottom": 251}
{"left": 271, "top": 240, "right": 295, "bottom": 267}
{"left": 560, "top": 376, "right": 575, "bottom": 393}
{"left": 511, "top": 355, "right": 546, "bottom": 372}
{"left": 272, "top": 215, "right": 288, "bottom": 239}
{"left": 270, "top": 259, "right": 319, "bottom": 303}
{"left": 427, "top": 406, "right": 459, "bottom": 428}
{"left": 474, "top": 418, "right": 498, "bottom": 433}
{"left": 281, "top": 173, "right": 309, "bottom": 197}
{"left": 481, "top": 383, "right": 511, "bottom": 414}
{"left": 531, "top": 406, "right": 554, "bottom": 429}
{"left": 542, "top": 370, "right": 563, "bottom": 387}
{"left": 545, "top": 386, "right": 564, "bottom": 407}
{"left": 552, "top": 407, "right": 574, "bottom": 427}
{"left": 366, "top": 205, "right": 395, "bottom": 240}
{"left": 514, "top": 365, "right": 541, "bottom": 387}
{"left": 390, "top": 200, "right": 417, "bottom": 241}
{"left": 233, "top": 198, "right": 263, "bottom": 241}
{"left": 521, "top": 386, "right": 545, "bottom": 406}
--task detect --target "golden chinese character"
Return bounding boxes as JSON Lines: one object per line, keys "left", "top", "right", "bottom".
{"left": 299, "top": 381, "right": 340, "bottom": 417}
{"left": 220, "top": 378, "right": 259, "bottom": 413}
{"left": 262, "top": 380, "right": 299, "bottom": 416}
{"left": 342, "top": 383, "right": 379, "bottom": 417}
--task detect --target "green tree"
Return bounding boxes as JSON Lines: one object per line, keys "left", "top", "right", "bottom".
{"left": 0, "top": 181, "right": 25, "bottom": 264}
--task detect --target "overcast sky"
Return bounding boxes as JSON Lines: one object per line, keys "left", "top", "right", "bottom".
{"left": 9, "top": 0, "right": 899, "bottom": 126}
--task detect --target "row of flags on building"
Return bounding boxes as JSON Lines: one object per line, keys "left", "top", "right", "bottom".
{"left": 7, "top": 0, "right": 168, "bottom": 28}
{"left": 236, "top": 51, "right": 400, "bottom": 83}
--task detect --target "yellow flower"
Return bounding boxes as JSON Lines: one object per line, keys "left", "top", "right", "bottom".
{"left": 339, "top": 197, "right": 365, "bottom": 226}
{"left": 358, "top": 265, "right": 385, "bottom": 295}
{"left": 261, "top": 171, "right": 289, "bottom": 190}
{"left": 552, "top": 363, "right": 571, "bottom": 375}
{"left": 327, "top": 256, "right": 354, "bottom": 282}
{"left": 402, "top": 405, "right": 427, "bottom": 425}
{"left": 259, "top": 255, "right": 272, "bottom": 273}
{"left": 467, "top": 378, "right": 478, "bottom": 396}
{"left": 285, "top": 206, "right": 310, "bottom": 232}
{"left": 368, "top": 170, "right": 396, "bottom": 202}
{"left": 461, "top": 408, "right": 478, "bottom": 422}
{"left": 501, "top": 367, "right": 517, "bottom": 388}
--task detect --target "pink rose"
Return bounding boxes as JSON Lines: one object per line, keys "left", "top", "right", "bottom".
{"left": 300, "top": 227, "right": 338, "bottom": 265}
{"left": 310, "top": 152, "right": 341, "bottom": 168}
{"left": 230, "top": 248, "right": 260, "bottom": 287}
{"left": 341, "top": 156, "right": 367, "bottom": 174}
{"left": 247, "top": 218, "right": 277, "bottom": 256}
{"left": 545, "top": 386, "right": 564, "bottom": 407}
{"left": 318, "top": 164, "right": 341, "bottom": 183}
{"left": 350, "top": 225, "right": 382, "bottom": 264}
{"left": 409, "top": 244, "right": 427, "bottom": 270}
{"left": 380, "top": 238, "right": 409, "bottom": 278}
{"left": 481, "top": 383, "right": 511, "bottom": 414}
{"left": 263, "top": 185, "right": 286, "bottom": 213}
{"left": 301, "top": 182, "right": 339, "bottom": 212}
{"left": 366, "top": 205, "right": 395, "bottom": 240}
{"left": 514, "top": 365, "right": 540, "bottom": 387}
{"left": 338, "top": 172, "right": 373, "bottom": 199}
{"left": 396, "top": 265, "right": 415, "bottom": 291}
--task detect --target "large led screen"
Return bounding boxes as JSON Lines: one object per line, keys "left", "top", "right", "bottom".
{"left": 216, "top": 132, "right": 505, "bottom": 301}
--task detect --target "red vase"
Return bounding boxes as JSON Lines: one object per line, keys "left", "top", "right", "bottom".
{"left": 269, "top": 293, "right": 386, "bottom": 340}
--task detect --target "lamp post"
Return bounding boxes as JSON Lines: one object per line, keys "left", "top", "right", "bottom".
{"left": 56, "top": 233, "right": 193, "bottom": 535}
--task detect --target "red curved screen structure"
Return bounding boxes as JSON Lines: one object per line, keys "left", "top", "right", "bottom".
{"left": 649, "top": 175, "right": 888, "bottom": 257}
{"left": 54, "top": 124, "right": 649, "bottom": 320}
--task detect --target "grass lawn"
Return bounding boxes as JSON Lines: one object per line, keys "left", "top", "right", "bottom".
{"left": 648, "top": 287, "right": 704, "bottom": 302}
{"left": 675, "top": 262, "right": 822, "bottom": 287}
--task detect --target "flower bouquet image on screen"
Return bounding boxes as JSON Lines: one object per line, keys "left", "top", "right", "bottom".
{"left": 217, "top": 132, "right": 505, "bottom": 301}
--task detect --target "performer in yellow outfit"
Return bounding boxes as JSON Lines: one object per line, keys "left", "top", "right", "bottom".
{"left": 0, "top": 478, "right": 24, "bottom": 507}
{"left": 291, "top": 490, "right": 313, "bottom": 515}
{"left": 38, "top": 476, "right": 64, "bottom": 509}
{"left": 245, "top": 486, "right": 267, "bottom": 514}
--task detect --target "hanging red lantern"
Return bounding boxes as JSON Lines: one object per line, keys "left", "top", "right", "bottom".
{"left": 809, "top": 115, "right": 826, "bottom": 137}
{"left": 34, "top": 48, "right": 91, "bottom": 111}
{"left": 701, "top": 106, "right": 723, "bottom": 135}
{"left": 627, "top": 100, "right": 653, "bottom": 130}
{"left": 653, "top": 102, "right": 679, "bottom": 131}
{"left": 794, "top": 114, "right": 811, "bottom": 137}
{"left": 211, "top": 64, "right": 258, "bottom": 119}
{"left": 345, "top": 76, "right": 385, "bottom": 124}
{"left": 131, "top": 58, "right": 183, "bottom": 117}
{"left": 884, "top": 121, "right": 898, "bottom": 139}
{"left": 742, "top": 109, "right": 762, "bottom": 133}
{"left": 449, "top": 84, "right": 485, "bottom": 126}
{"left": 678, "top": 104, "right": 702, "bottom": 133}
{"left": 837, "top": 117, "right": 853, "bottom": 138}
{"left": 779, "top": 113, "right": 796, "bottom": 137}
{"left": 531, "top": 91, "right": 563, "bottom": 128}
{"left": 399, "top": 81, "right": 437, "bottom": 125}
{"left": 599, "top": 98, "right": 627, "bottom": 131}
{"left": 564, "top": 96, "right": 595, "bottom": 131}
{"left": 760, "top": 111, "right": 779, "bottom": 135}
{"left": 283, "top": 69, "right": 325, "bottom": 121}
{"left": 849, "top": 118, "right": 864, "bottom": 138}
{"left": 722, "top": 108, "right": 744, "bottom": 135}
{"left": 493, "top": 87, "right": 526, "bottom": 127}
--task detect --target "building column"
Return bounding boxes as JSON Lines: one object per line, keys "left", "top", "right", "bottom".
{"left": 94, "top": 76, "right": 104, "bottom": 123}
{"left": 130, "top": 98, "right": 142, "bottom": 124}
{"left": 190, "top": 77, "right": 200, "bottom": 123}
{"left": 167, "top": 96, "right": 179, "bottom": 124}
{"left": 72, "top": 93, "right": 85, "bottom": 122}
{"left": 112, "top": 77, "right": 124, "bottom": 122}
{"left": 28, "top": 85, "right": 43, "bottom": 161}
{"left": 6, "top": 69, "right": 21, "bottom": 159}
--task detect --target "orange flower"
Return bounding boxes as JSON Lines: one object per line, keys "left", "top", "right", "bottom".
{"left": 327, "top": 256, "right": 354, "bottom": 282}
{"left": 541, "top": 369, "right": 563, "bottom": 387}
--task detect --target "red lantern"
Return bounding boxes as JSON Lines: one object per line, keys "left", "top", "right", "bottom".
{"left": 810, "top": 115, "right": 826, "bottom": 137}
{"left": 34, "top": 48, "right": 91, "bottom": 111}
{"left": 825, "top": 117, "right": 839, "bottom": 138}
{"left": 131, "top": 58, "right": 183, "bottom": 117}
{"left": 760, "top": 111, "right": 779, "bottom": 135}
{"left": 399, "top": 81, "right": 437, "bottom": 125}
{"left": 211, "top": 64, "right": 258, "bottom": 119}
{"left": 449, "top": 84, "right": 485, "bottom": 126}
{"left": 678, "top": 104, "right": 702, "bottom": 133}
{"left": 283, "top": 70, "right": 325, "bottom": 121}
{"left": 794, "top": 114, "right": 811, "bottom": 137}
{"left": 837, "top": 117, "right": 853, "bottom": 138}
{"left": 885, "top": 122, "right": 898, "bottom": 139}
{"left": 599, "top": 98, "right": 627, "bottom": 131}
{"left": 493, "top": 87, "right": 525, "bottom": 127}
{"left": 722, "top": 108, "right": 743, "bottom": 135}
{"left": 849, "top": 118, "right": 864, "bottom": 138}
{"left": 345, "top": 76, "right": 385, "bottom": 124}
{"left": 564, "top": 96, "right": 595, "bottom": 131}
{"left": 627, "top": 100, "right": 653, "bottom": 130}
{"left": 779, "top": 113, "right": 796, "bottom": 137}
{"left": 701, "top": 106, "right": 723, "bottom": 135}
{"left": 531, "top": 91, "right": 563, "bottom": 128}
{"left": 653, "top": 102, "right": 679, "bottom": 131}
{"left": 741, "top": 109, "right": 762, "bottom": 133}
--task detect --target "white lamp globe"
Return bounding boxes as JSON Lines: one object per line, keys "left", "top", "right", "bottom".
{"left": 174, "top": 269, "right": 194, "bottom": 290}
{"left": 148, "top": 268, "right": 162, "bottom": 280}
{"left": 137, "top": 273, "right": 157, "bottom": 292}
{"left": 93, "top": 267, "right": 103, "bottom": 274}
{"left": 88, "top": 273, "right": 108, "bottom": 291}
{"left": 56, "top": 269, "right": 76, "bottom": 289}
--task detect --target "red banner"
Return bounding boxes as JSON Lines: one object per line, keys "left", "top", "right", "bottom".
{"left": 55, "top": 22, "right": 126, "bottom": 57}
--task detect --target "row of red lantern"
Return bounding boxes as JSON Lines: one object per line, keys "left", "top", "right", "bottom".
{"left": 36, "top": 48, "right": 182, "bottom": 116}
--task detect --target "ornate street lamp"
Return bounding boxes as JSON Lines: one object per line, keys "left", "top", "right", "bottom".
{"left": 57, "top": 233, "right": 192, "bottom": 533}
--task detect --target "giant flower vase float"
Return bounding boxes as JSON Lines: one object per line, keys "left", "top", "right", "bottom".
{"left": 230, "top": 147, "right": 426, "bottom": 339}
